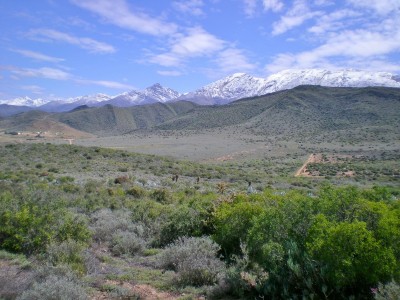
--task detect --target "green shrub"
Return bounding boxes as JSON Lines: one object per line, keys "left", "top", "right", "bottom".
{"left": 158, "top": 236, "right": 225, "bottom": 286}
{"left": 213, "top": 194, "right": 264, "bottom": 256}
{"left": 307, "top": 216, "right": 396, "bottom": 289}
{"left": 156, "top": 206, "right": 204, "bottom": 247}
{"left": 90, "top": 209, "right": 134, "bottom": 242}
{"left": 151, "top": 188, "right": 172, "bottom": 203}
{"left": 111, "top": 230, "right": 146, "bottom": 256}
{"left": 45, "top": 239, "right": 86, "bottom": 274}
{"left": 126, "top": 186, "right": 146, "bottom": 198}
{"left": 16, "top": 274, "right": 88, "bottom": 300}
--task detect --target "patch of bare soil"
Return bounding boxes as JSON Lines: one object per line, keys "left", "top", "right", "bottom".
{"left": 295, "top": 153, "right": 317, "bottom": 177}
{"left": 295, "top": 153, "right": 355, "bottom": 177}
{"left": 90, "top": 281, "right": 185, "bottom": 300}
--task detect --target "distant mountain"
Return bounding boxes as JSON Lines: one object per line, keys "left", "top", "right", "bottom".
{"left": 0, "top": 101, "right": 197, "bottom": 137}
{"left": 0, "top": 96, "right": 51, "bottom": 107}
{"left": 3, "top": 86, "right": 399, "bottom": 141}
{"left": 104, "top": 84, "right": 180, "bottom": 107}
{"left": 0, "top": 104, "right": 34, "bottom": 117}
{"left": 1, "top": 69, "right": 399, "bottom": 112}
{"left": 158, "top": 86, "right": 400, "bottom": 142}
{"left": 179, "top": 69, "right": 400, "bottom": 104}
{"left": 178, "top": 73, "right": 267, "bottom": 105}
{"left": 40, "top": 93, "right": 112, "bottom": 112}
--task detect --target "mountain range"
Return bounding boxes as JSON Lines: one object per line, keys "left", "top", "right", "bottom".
{"left": 2, "top": 86, "right": 399, "bottom": 141}
{"left": 1, "top": 69, "right": 399, "bottom": 116}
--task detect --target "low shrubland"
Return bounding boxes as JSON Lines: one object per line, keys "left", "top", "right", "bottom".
{"left": 0, "top": 143, "right": 399, "bottom": 299}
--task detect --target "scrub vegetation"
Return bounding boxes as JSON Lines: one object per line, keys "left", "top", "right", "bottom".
{"left": 0, "top": 143, "right": 399, "bottom": 299}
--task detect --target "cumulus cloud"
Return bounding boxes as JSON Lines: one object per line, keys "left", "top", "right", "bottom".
{"left": 29, "top": 29, "right": 116, "bottom": 54}
{"left": 265, "top": 27, "right": 400, "bottom": 72}
{"left": 149, "top": 27, "right": 225, "bottom": 67}
{"left": 215, "top": 48, "right": 257, "bottom": 74}
{"left": 308, "top": 9, "right": 361, "bottom": 34}
{"left": 346, "top": 0, "right": 400, "bottom": 15}
{"left": 243, "top": 0, "right": 283, "bottom": 16}
{"left": 272, "top": 0, "right": 322, "bottom": 35}
{"left": 173, "top": 0, "right": 204, "bottom": 16}
{"left": 71, "top": 0, "right": 177, "bottom": 36}
{"left": 12, "top": 49, "right": 65, "bottom": 63}
{"left": 262, "top": 0, "right": 284, "bottom": 12}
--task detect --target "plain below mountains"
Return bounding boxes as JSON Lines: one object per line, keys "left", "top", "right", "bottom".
{"left": 1, "top": 85, "right": 399, "bottom": 140}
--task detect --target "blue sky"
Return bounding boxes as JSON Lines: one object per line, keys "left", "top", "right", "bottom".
{"left": 1, "top": 0, "right": 399, "bottom": 99}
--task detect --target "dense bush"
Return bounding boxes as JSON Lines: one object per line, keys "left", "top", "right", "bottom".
{"left": 158, "top": 236, "right": 225, "bottom": 286}
{"left": 46, "top": 239, "right": 87, "bottom": 274}
{"left": 110, "top": 230, "right": 146, "bottom": 256}
{"left": 0, "top": 204, "right": 90, "bottom": 254}
{"left": 17, "top": 274, "right": 88, "bottom": 300}
{"left": 90, "top": 209, "right": 135, "bottom": 242}
{"left": 213, "top": 186, "right": 400, "bottom": 299}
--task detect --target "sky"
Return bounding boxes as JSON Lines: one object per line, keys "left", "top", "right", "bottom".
{"left": 0, "top": 0, "right": 399, "bottom": 99}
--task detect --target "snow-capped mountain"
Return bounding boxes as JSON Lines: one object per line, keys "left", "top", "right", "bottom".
{"left": 259, "top": 69, "right": 400, "bottom": 94}
{"left": 143, "top": 83, "right": 181, "bottom": 103}
{"left": 64, "top": 93, "right": 112, "bottom": 105}
{"left": 180, "top": 69, "right": 400, "bottom": 104}
{"left": 104, "top": 83, "right": 181, "bottom": 107}
{"left": 1, "top": 69, "right": 399, "bottom": 112}
{"left": 39, "top": 93, "right": 113, "bottom": 112}
{"left": 179, "top": 73, "right": 267, "bottom": 105}
{"left": 0, "top": 96, "right": 51, "bottom": 107}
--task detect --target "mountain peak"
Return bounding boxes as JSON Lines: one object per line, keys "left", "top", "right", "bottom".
{"left": 2, "top": 69, "right": 399, "bottom": 111}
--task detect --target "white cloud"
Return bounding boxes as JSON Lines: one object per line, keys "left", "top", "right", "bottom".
{"left": 272, "top": 0, "right": 322, "bottom": 35}
{"left": 149, "top": 27, "right": 226, "bottom": 67}
{"left": 157, "top": 70, "right": 182, "bottom": 76}
{"left": 71, "top": 0, "right": 177, "bottom": 36}
{"left": 346, "top": 0, "right": 400, "bottom": 15}
{"left": 12, "top": 49, "right": 65, "bottom": 63}
{"left": 21, "top": 85, "right": 45, "bottom": 94}
{"left": 149, "top": 53, "right": 184, "bottom": 68}
{"left": 11, "top": 67, "right": 72, "bottom": 80}
{"left": 262, "top": 0, "right": 284, "bottom": 12}
{"left": 243, "top": 0, "right": 258, "bottom": 17}
{"left": 266, "top": 27, "right": 400, "bottom": 72}
{"left": 313, "top": 0, "right": 334, "bottom": 6}
{"left": 215, "top": 48, "right": 257, "bottom": 74}
{"left": 171, "top": 27, "right": 225, "bottom": 56}
{"left": 9, "top": 66, "right": 132, "bottom": 90}
{"left": 173, "top": 0, "right": 204, "bottom": 16}
{"left": 76, "top": 79, "right": 134, "bottom": 90}
{"left": 29, "top": 29, "right": 116, "bottom": 54}
{"left": 243, "top": 0, "right": 283, "bottom": 17}
{"left": 308, "top": 9, "right": 361, "bottom": 34}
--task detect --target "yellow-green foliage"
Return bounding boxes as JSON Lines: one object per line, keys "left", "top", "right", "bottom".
{"left": 213, "top": 186, "right": 400, "bottom": 299}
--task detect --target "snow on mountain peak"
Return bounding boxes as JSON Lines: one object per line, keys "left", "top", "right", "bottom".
{"left": 143, "top": 83, "right": 181, "bottom": 103}
{"left": 0, "top": 96, "right": 50, "bottom": 107}
{"left": 1, "top": 69, "right": 399, "bottom": 110}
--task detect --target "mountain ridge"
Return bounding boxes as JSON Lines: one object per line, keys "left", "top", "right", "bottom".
{"left": 1, "top": 69, "right": 399, "bottom": 112}
{"left": 2, "top": 86, "right": 399, "bottom": 140}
